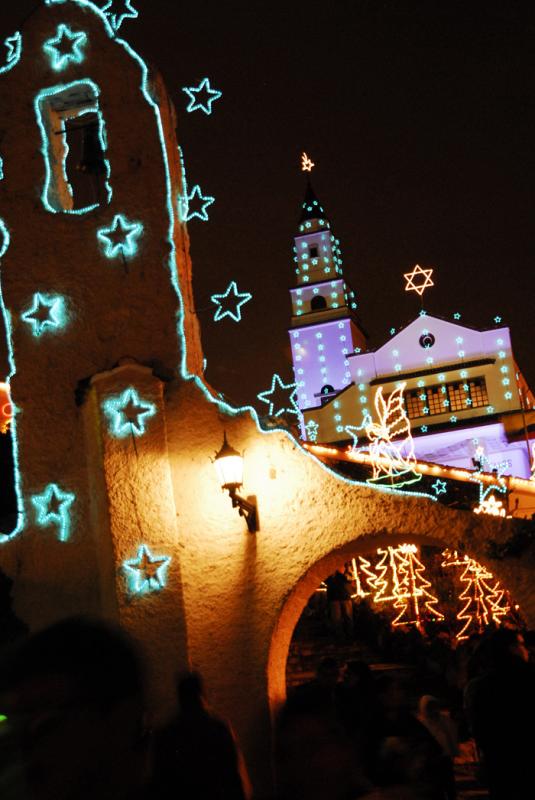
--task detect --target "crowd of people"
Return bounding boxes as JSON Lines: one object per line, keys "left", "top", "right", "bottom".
{"left": 0, "top": 586, "right": 532, "bottom": 799}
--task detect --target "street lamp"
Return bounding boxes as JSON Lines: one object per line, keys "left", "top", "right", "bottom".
{"left": 214, "top": 434, "right": 257, "bottom": 533}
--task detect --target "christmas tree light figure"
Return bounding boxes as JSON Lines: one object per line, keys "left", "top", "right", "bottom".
{"left": 455, "top": 558, "right": 509, "bottom": 641}
{"left": 351, "top": 556, "right": 377, "bottom": 598}
{"left": 391, "top": 544, "right": 444, "bottom": 629}
{"left": 373, "top": 546, "right": 408, "bottom": 604}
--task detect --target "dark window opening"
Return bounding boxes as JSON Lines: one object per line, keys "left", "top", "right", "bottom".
{"left": 309, "top": 245, "right": 318, "bottom": 258}
{"left": 419, "top": 333, "right": 436, "bottom": 349}
{"left": 64, "top": 112, "right": 109, "bottom": 211}
{"left": 311, "top": 295, "right": 327, "bottom": 311}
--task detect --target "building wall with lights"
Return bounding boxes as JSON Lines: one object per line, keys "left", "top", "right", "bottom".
{"left": 0, "top": 5, "right": 534, "bottom": 800}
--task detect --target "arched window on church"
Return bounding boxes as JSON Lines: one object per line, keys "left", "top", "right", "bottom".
{"left": 310, "top": 295, "right": 327, "bottom": 311}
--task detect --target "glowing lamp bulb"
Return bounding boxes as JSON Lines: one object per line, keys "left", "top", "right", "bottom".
{"left": 214, "top": 434, "right": 244, "bottom": 489}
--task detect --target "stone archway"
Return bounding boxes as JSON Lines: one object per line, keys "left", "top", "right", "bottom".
{"left": 266, "top": 531, "right": 531, "bottom": 715}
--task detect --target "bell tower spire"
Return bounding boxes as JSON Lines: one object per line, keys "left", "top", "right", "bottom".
{"left": 289, "top": 155, "right": 367, "bottom": 414}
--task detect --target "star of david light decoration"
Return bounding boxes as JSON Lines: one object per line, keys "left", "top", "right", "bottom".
{"left": 101, "top": 0, "right": 139, "bottom": 32}
{"left": 182, "top": 77, "right": 222, "bottom": 114}
{"left": 103, "top": 387, "right": 156, "bottom": 438}
{"left": 211, "top": 281, "right": 252, "bottom": 322}
{"left": 124, "top": 545, "right": 170, "bottom": 595}
{"left": 21, "top": 293, "right": 66, "bottom": 337}
{"left": 0, "top": 32, "right": 21, "bottom": 74}
{"left": 43, "top": 25, "right": 87, "bottom": 71}
{"left": 97, "top": 214, "right": 143, "bottom": 259}
{"left": 432, "top": 479, "right": 447, "bottom": 496}
{"left": 257, "top": 374, "right": 299, "bottom": 417}
{"left": 179, "top": 185, "right": 215, "bottom": 222}
{"left": 404, "top": 264, "right": 434, "bottom": 297}
{"left": 305, "top": 419, "right": 320, "bottom": 442}
{"left": 301, "top": 152, "right": 315, "bottom": 172}
{"left": 32, "top": 483, "right": 75, "bottom": 542}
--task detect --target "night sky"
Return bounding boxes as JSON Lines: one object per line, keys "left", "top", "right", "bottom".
{"left": 1, "top": 0, "right": 534, "bottom": 412}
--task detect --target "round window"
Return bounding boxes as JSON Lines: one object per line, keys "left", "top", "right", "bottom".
{"left": 419, "top": 333, "right": 435, "bottom": 349}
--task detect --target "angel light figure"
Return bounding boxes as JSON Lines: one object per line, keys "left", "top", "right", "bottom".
{"left": 365, "top": 384, "right": 422, "bottom": 488}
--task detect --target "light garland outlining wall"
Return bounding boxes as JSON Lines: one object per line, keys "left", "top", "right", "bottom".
{"left": 0, "top": 32, "right": 22, "bottom": 75}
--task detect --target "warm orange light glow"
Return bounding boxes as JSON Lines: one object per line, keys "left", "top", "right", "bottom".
{"left": 403, "top": 264, "right": 434, "bottom": 296}
{"left": 301, "top": 151, "right": 315, "bottom": 172}
{"left": 473, "top": 495, "right": 507, "bottom": 517}
{"left": 0, "top": 383, "right": 12, "bottom": 434}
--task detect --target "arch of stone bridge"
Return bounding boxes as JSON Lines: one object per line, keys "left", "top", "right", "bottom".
{"left": 266, "top": 529, "right": 534, "bottom": 714}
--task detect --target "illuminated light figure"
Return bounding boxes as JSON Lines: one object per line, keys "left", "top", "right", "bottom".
{"left": 432, "top": 479, "right": 447, "bottom": 496}
{"left": 374, "top": 546, "right": 408, "bottom": 604}
{"left": 97, "top": 214, "right": 143, "bottom": 259}
{"left": 211, "top": 281, "right": 252, "bottom": 322}
{"left": 20, "top": 293, "right": 67, "bottom": 337}
{"left": 179, "top": 184, "right": 215, "bottom": 222}
{"left": 404, "top": 264, "right": 434, "bottom": 297}
{"left": 365, "top": 384, "right": 422, "bottom": 488}
{"left": 453, "top": 312, "right": 461, "bottom": 320}
{"left": 42, "top": 24, "right": 87, "bottom": 71}
{"left": 456, "top": 559, "right": 507, "bottom": 641}
{"left": 0, "top": 32, "right": 22, "bottom": 74}
{"left": 301, "top": 152, "right": 315, "bottom": 172}
{"left": 391, "top": 544, "right": 444, "bottom": 629}
{"left": 31, "top": 483, "right": 75, "bottom": 542}
{"left": 182, "top": 77, "right": 222, "bottom": 115}
{"left": 0, "top": 157, "right": 3, "bottom": 180}
{"left": 351, "top": 555, "right": 377, "bottom": 598}
{"left": 494, "top": 316, "right": 502, "bottom": 324}
{"left": 305, "top": 419, "right": 320, "bottom": 443}
{"left": 124, "top": 544, "right": 170, "bottom": 595}
{"left": 0, "top": 382, "right": 12, "bottom": 434}
{"left": 101, "top": 0, "right": 139, "bottom": 33}
{"left": 102, "top": 387, "right": 157, "bottom": 438}
{"left": 257, "top": 374, "right": 299, "bottom": 418}
{"left": 473, "top": 495, "right": 507, "bottom": 517}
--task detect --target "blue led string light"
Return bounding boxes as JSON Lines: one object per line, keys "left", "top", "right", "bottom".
{"left": 124, "top": 544, "right": 170, "bottom": 594}
{"left": 101, "top": 0, "right": 139, "bottom": 33}
{"left": 182, "top": 77, "right": 222, "bottom": 114}
{"left": 31, "top": 483, "right": 75, "bottom": 542}
{"left": 34, "top": 79, "right": 112, "bottom": 215}
{"left": 0, "top": 32, "right": 22, "bottom": 75}
{"left": 102, "top": 387, "right": 156, "bottom": 438}
{"left": 21, "top": 293, "right": 67, "bottom": 337}
{"left": 257, "top": 374, "right": 299, "bottom": 417}
{"left": 432, "top": 479, "right": 447, "bottom": 496}
{"left": 179, "top": 184, "right": 215, "bottom": 222}
{"left": 43, "top": 24, "right": 87, "bottom": 71}
{"left": 211, "top": 281, "right": 252, "bottom": 322}
{"left": 97, "top": 214, "right": 143, "bottom": 258}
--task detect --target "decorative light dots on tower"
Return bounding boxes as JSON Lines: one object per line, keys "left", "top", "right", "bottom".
{"left": 182, "top": 77, "right": 222, "bottom": 114}
{"left": 101, "top": 0, "right": 139, "bottom": 33}
{"left": 97, "top": 214, "right": 143, "bottom": 259}
{"left": 0, "top": 32, "right": 21, "bottom": 74}
{"left": 211, "top": 281, "right": 252, "bottom": 323}
{"left": 123, "top": 544, "right": 170, "bottom": 595}
{"left": 21, "top": 293, "right": 67, "bottom": 337}
{"left": 257, "top": 374, "right": 299, "bottom": 418}
{"left": 31, "top": 483, "right": 75, "bottom": 542}
{"left": 43, "top": 24, "right": 87, "bottom": 71}
{"left": 102, "top": 387, "right": 157, "bottom": 438}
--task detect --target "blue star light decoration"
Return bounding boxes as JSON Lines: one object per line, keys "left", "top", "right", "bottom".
{"left": 21, "top": 293, "right": 66, "bottom": 337}
{"left": 0, "top": 32, "right": 21, "bottom": 74}
{"left": 179, "top": 185, "right": 215, "bottom": 222}
{"left": 257, "top": 374, "right": 299, "bottom": 417}
{"left": 305, "top": 419, "right": 320, "bottom": 443}
{"left": 211, "top": 281, "right": 252, "bottom": 322}
{"left": 97, "top": 214, "right": 143, "bottom": 259}
{"left": 103, "top": 387, "right": 156, "bottom": 438}
{"left": 101, "top": 0, "right": 139, "bottom": 33}
{"left": 494, "top": 316, "right": 502, "bottom": 324}
{"left": 43, "top": 25, "right": 87, "bottom": 71}
{"left": 124, "top": 544, "right": 170, "bottom": 595}
{"left": 453, "top": 312, "right": 461, "bottom": 320}
{"left": 419, "top": 309, "right": 427, "bottom": 317}
{"left": 32, "top": 483, "right": 75, "bottom": 542}
{"left": 182, "top": 77, "right": 222, "bottom": 115}
{"left": 432, "top": 479, "right": 447, "bottom": 496}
